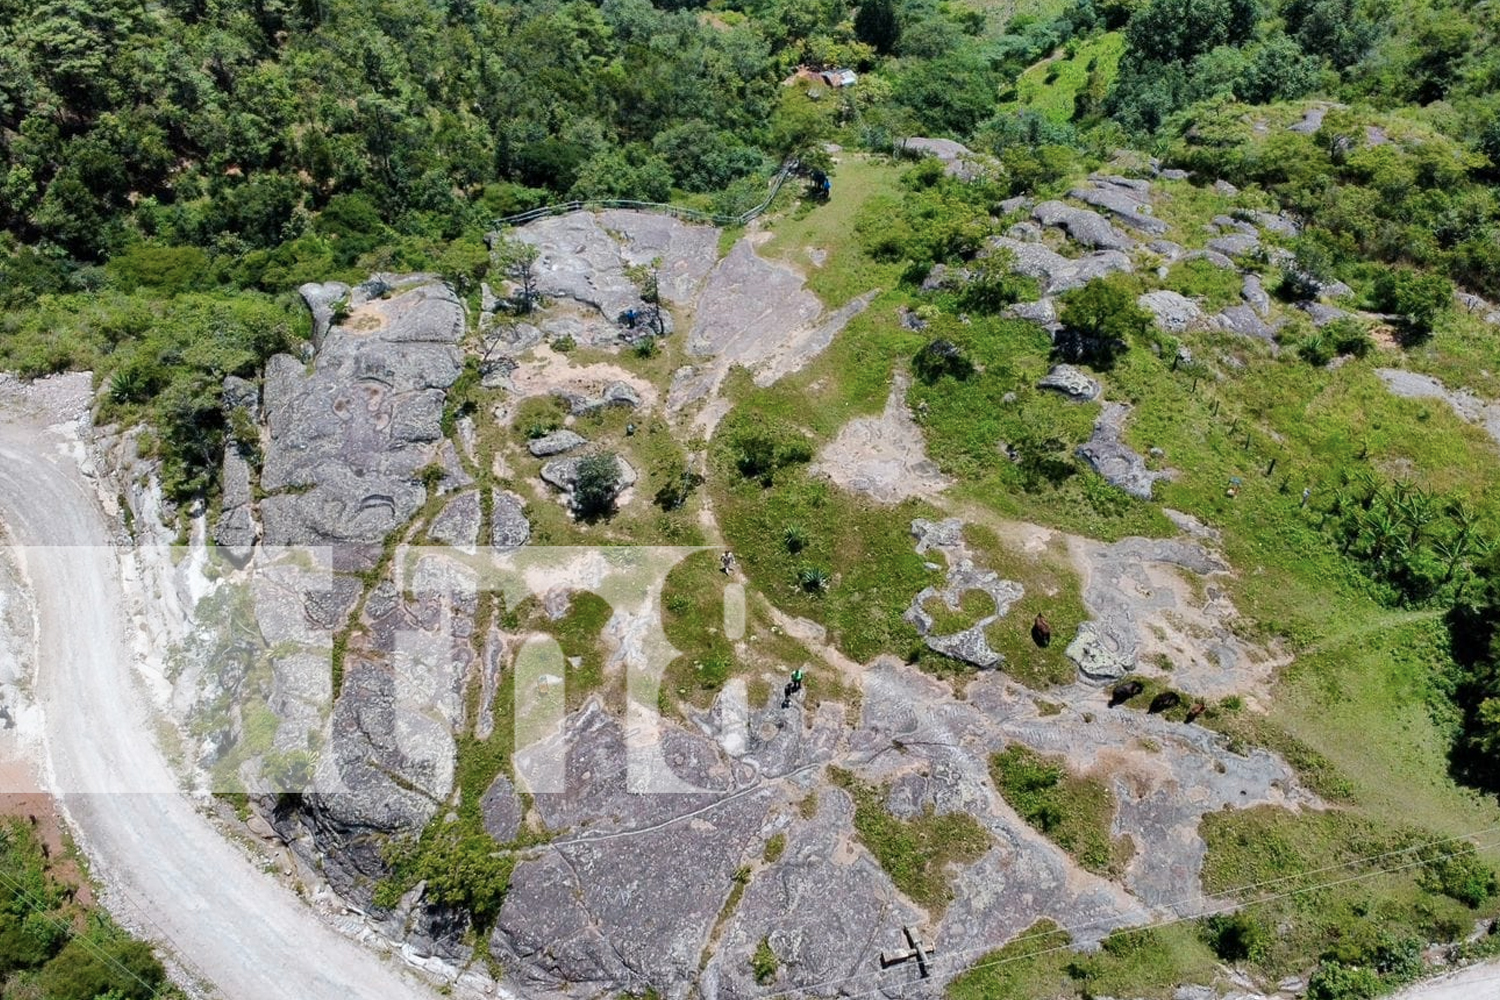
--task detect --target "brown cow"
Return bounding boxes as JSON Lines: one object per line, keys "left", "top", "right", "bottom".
{"left": 1185, "top": 702, "right": 1207, "bottom": 724}
{"left": 1031, "top": 613, "right": 1052, "bottom": 648}
{"left": 1109, "top": 680, "right": 1144, "bottom": 707}
{"left": 1148, "top": 691, "right": 1181, "bottom": 714}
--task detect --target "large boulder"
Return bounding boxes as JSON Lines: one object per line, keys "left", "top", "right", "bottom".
{"left": 539, "top": 455, "right": 639, "bottom": 494}
{"left": 1139, "top": 290, "right": 1206, "bottom": 334}
{"left": 528, "top": 430, "right": 588, "bottom": 457}
{"left": 1032, "top": 201, "right": 1136, "bottom": 251}
{"left": 1037, "top": 364, "right": 1102, "bottom": 402}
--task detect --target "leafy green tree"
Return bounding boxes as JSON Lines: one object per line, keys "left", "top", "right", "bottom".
{"left": 1372, "top": 266, "right": 1451, "bottom": 337}
{"left": 853, "top": 0, "right": 900, "bottom": 54}
{"left": 1056, "top": 275, "right": 1152, "bottom": 370}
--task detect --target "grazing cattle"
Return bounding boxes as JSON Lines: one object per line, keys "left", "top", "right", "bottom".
{"left": 1109, "top": 680, "right": 1144, "bottom": 706}
{"left": 1148, "top": 691, "right": 1181, "bottom": 714}
{"left": 1185, "top": 702, "right": 1207, "bottom": 724}
{"left": 1031, "top": 613, "right": 1052, "bottom": 648}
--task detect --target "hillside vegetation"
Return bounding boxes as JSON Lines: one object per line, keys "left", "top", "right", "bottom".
{"left": 4, "top": 0, "right": 1500, "bottom": 996}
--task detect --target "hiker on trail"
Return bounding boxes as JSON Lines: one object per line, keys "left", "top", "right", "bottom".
{"left": 781, "top": 668, "right": 805, "bottom": 709}
{"left": 623, "top": 308, "right": 638, "bottom": 328}
{"left": 1301, "top": 486, "right": 1312, "bottom": 508}
{"left": 720, "top": 551, "right": 736, "bottom": 575}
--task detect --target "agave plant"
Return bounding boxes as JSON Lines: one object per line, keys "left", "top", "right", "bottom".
{"left": 796, "top": 564, "right": 829, "bottom": 594}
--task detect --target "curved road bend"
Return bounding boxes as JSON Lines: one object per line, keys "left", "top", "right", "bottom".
{"left": 0, "top": 414, "right": 444, "bottom": 1000}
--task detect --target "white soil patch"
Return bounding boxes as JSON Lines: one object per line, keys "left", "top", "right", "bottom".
{"left": 503, "top": 344, "right": 660, "bottom": 415}
{"left": 811, "top": 373, "right": 951, "bottom": 503}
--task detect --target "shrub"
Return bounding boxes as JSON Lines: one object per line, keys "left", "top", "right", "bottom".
{"left": 913, "top": 338, "right": 975, "bottom": 383}
{"left": 751, "top": 936, "right": 779, "bottom": 984}
{"left": 653, "top": 467, "right": 703, "bottom": 511}
{"left": 1203, "top": 911, "right": 1270, "bottom": 962}
{"left": 1299, "top": 333, "right": 1335, "bottom": 367}
{"left": 797, "top": 564, "right": 830, "bottom": 593}
{"left": 783, "top": 524, "right": 808, "bottom": 553}
{"left": 1327, "top": 317, "right": 1374, "bottom": 358}
{"left": 1306, "top": 960, "right": 1381, "bottom": 1000}
{"left": 733, "top": 428, "right": 813, "bottom": 485}
{"left": 1372, "top": 267, "right": 1452, "bottom": 337}
{"left": 35, "top": 933, "right": 166, "bottom": 1000}
{"left": 573, "top": 453, "right": 622, "bottom": 520}
{"left": 1419, "top": 843, "right": 1498, "bottom": 907}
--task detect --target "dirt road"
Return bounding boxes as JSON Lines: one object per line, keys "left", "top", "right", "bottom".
{"left": 0, "top": 405, "right": 447, "bottom": 1000}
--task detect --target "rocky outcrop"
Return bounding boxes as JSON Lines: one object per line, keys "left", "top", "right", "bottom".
{"left": 906, "top": 137, "right": 994, "bottom": 181}
{"left": 503, "top": 211, "right": 718, "bottom": 346}
{"left": 1069, "top": 176, "right": 1168, "bottom": 235}
{"left": 1076, "top": 402, "right": 1174, "bottom": 500}
{"left": 989, "top": 236, "right": 1133, "bottom": 295}
{"left": 259, "top": 278, "right": 464, "bottom": 568}
{"left": 903, "top": 518, "right": 1024, "bottom": 669}
{"left": 1032, "top": 200, "right": 1136, "bottom": 251}
{"left": 298, "top": 281, "right": 350, "bottom": 348}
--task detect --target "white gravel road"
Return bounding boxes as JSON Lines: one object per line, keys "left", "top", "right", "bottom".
{"left": 0, "top": 403, "right": 448, "bottom": 1000}
{"left": 1390, "top": 961, "right": 1500, "bottom": 1000}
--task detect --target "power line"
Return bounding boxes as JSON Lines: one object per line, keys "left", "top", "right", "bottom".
{"left": 757, "top": 823, "right": 1500, "bottom": 1000}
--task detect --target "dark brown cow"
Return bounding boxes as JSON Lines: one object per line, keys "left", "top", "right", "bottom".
{"left": 1148, "top": 691, "right": 1181, "bottom": 714}
{"left": 1031, "top": 613, "right": 1052, "bottom": 648}
{"left": 1185, "top": 702, "right": 1207, "bottom": 724}
{"left": 1109, "top": 680, "right": 1144, "bottom": 707}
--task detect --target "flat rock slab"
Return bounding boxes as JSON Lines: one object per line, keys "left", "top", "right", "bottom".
{"left": 904, "top": 518, "right": 1024, "bottom": 669}
{"left": 1076, "top": 401, "right": 1174, "bottom": 500}
{"left": 1377, "top": 369, "right": 1500, "bottom": 448}
{"left": 811, "top": 373, "right": 951, "bottom": 503}
{"left": 428, "top": 490, "right": 481, "bottom": 549}
{"left": 527, "top": 429, "right": 587, "bottom": 457}
{"left": 688, "top": 240, "right": 821, "bottom": 360}
{"left": 1214, "top": 304, "right": 1279, "bottom": 345}
{"left": 1206, "top": 232, "right": 1260, "bottom": 257}
{"left": 491, "top": 490, "right": 531, "bottom": 550}
{"left": 1069, "top": 177, "right": 1168, "bottom": 235}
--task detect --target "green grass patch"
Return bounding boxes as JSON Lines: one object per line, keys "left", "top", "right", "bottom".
{"left": 660, "top": 550, "right": 737, "bottom": 708}
{"left": 999, "top": 32, "right": 1125, "bottom": 125}
{"left": 830, "top": 767, "right": 991, "bottom": 915}
{"left": 947, "top": 919, "right": 1075, "bottom": 1000}
{"left": 512, "top": 590, "right": 614, "bottom": 711}
{"left": 1161, "top": 257, "right": 1246, "bottom": 312}
{"left": 989, "top": 745, "right": 1132, "bottom": 877}
{"left": 1199, "top": 806, "right": 1500, "bottom": 980}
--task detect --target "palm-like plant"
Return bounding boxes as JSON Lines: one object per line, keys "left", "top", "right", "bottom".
{"left": 1433, "top": 533, "right": 1473, "bottom": 585}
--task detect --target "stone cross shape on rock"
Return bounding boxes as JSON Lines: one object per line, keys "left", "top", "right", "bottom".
{"left": 880, "top": 925, "right": 935, "bottom": 979}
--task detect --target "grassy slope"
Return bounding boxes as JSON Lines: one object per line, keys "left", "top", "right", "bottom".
{"left": 1000, "top": 31, "right": 1126, "bottom": 125}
